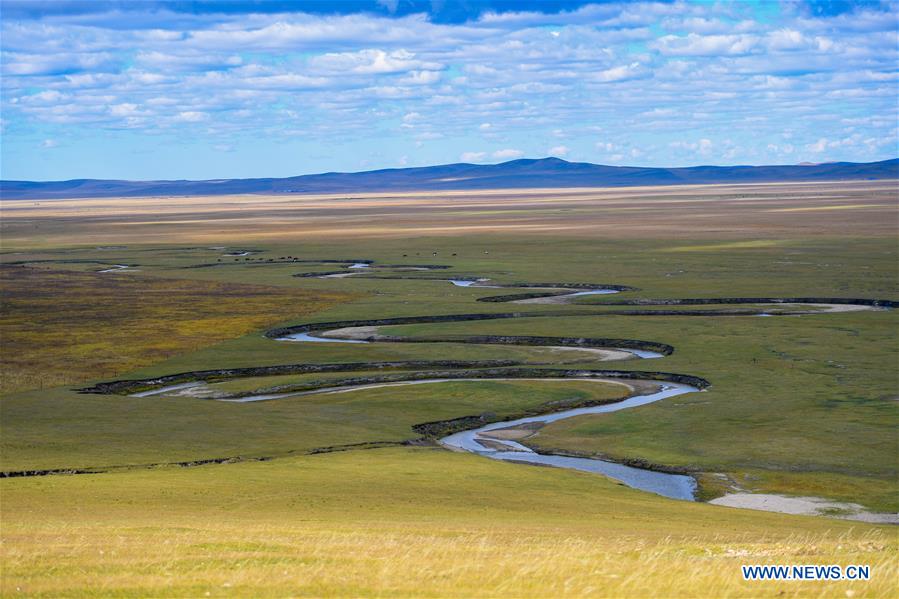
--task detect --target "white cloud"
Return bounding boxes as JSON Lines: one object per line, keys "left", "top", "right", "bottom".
{"left": 652, "top": 33, "right": 759, "bottom": 56}
{"left": 547, "top": 145, "right": 570, "bottom": 157}
{"left": 309, "top": 49, "right": 441, "bottom": 75}
{"left": 399, "top": 70, "right": 441, "bottom": 85}
{"left": 460, "top": 151, "right": 487, "bottom": 162}
{"left": 592, "top": 62, "right": 648, "bottom": 83}
{"left": 807, "top": 138, "right": 828, "bottom": 153}
{"left": 40, "top": 139, "right": 58, "bottom": 148}
{"left": 109, "top": 103, "right": 139, "bottom": 117}
{"left": 492, "top": 148, "right": 524, "bottom": 160}
{"left": 640, "top": 108, "right": 675, "bottom": 118}
{"left": 669, "top": 139, "right": 714, "bottom": 156}
{"left": 135, "top": 51, "right": 242, "bottom": 70}
{"left": 416, "top": 131, "right": 443, "bottom": 140}
{"left": 174, "top": 111, "right": 208, "bottom": 122}
{"left": 1, "top": 1, "right": 896, "bottom": 176}
{"left": 24, "top": 90, "right": 66, "bottom": 103}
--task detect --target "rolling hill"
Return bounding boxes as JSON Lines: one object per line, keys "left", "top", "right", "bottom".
{"left": 2, "top": 157, "right": 896, "bottom": 200}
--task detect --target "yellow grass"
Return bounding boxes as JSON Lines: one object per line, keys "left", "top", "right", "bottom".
{"left": 0, "top": 266, "right": 353, "bottom": 393}
{"left": 2, "top": 180, "right": 896, "bottom": 248}
{"left": 2, "top": 446, "right": 897, "bottom": 598}
{"left": 3, "top": 523, "right": 895, "bottom": 598}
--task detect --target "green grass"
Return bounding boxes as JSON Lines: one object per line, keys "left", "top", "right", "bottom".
{"left": 374, "top": 310, "right": 899, "bottom": 511}
{"left": 2, "top": 229, "right": 897, "bottom": 596}
{"left": 0, "top": 266, "right": 352, "bottom": 393}
{"left": 2, "top": 236, "right": 897, "bottom": 507}
{"left": 0, "top": 380, "right": 626, "bottom": 471}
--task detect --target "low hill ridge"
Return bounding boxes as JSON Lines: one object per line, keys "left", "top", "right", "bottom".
{"left": 2, "top": 157, "right": 896, "bottom": 200}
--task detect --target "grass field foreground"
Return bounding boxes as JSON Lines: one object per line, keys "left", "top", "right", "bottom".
{"left": 2, "top": 447, "right": 896, "bottom": 598}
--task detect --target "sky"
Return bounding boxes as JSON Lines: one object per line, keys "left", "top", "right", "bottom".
{"left": 1, "top": 0, "right": 897, "bottom": 181}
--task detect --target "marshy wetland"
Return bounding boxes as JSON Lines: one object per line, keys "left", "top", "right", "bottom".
{"left": 1, "top": 181, "right": 897, "bottom": 597}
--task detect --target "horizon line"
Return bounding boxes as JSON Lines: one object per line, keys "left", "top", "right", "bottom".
{"left": 3, "top": 156, "right": 898, "bottom": 185}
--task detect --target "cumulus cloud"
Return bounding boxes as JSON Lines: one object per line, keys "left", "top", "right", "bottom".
{"left": 592, "top": 62, "right": 649, "bottom": 83}
{"left": 1, "top": 1, "right": 896, "bottom": 178}
{"left": 492, "top": 148, "right": 524, "bottom": 160}
{"left": 652, "top": 33, "right": 759, "bottom": 56}
{"left": 309, "top": 49, "right": 441, "bottom": 75}
{"left": 670, "top": 138, "right": 714, "bottom": 156}
{"left": 595, "top": 142, "right": 619, "bottom": 152}
{"left": 174, "top": 111, "right": 208, "bottom": 122}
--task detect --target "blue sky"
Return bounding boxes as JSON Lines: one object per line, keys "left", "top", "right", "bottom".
{"left": 1, "top": 0, "right": 896, "bottom": 181}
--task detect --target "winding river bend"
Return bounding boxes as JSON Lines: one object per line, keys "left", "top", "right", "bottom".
{"left": 441, "top": 381, "right": 700, "bottom": 500}
{"left": 78, "top": 257, "right": 897, "bottom": 505}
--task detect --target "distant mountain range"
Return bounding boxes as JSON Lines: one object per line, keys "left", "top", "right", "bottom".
{"left": 2, "top": 157, "right": 897, "bottom": 200}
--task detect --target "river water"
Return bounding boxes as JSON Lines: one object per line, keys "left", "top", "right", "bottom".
{"left": 440, "top": 382, "right": 700, "bottom": 500}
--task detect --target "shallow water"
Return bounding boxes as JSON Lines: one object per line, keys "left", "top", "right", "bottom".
{"left": 279, "top": 332, "right": 368, "bottom": 344}
{"left": 566, "top": 289, "right": 620, "bottom": 297}
{"left": 98, "top": 264, "right": 130, "bottom": 273}
{"left": 626, "top": 349, "right": 665, "bottom": 359}
{"left": 440, "top": 382, "right": 700, "bottom": 501}
{"left": 130, "top": 381, "right": 205, "bottom": 397}
{"left": 448, "top": 279, "right": 495, "bottom": 287}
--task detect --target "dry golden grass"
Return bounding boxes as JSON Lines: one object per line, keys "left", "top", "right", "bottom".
{"left": 0, "top": 266, "right": 353, "bottom": 393}
{"left": 3, "top": 523, "right": 895, "bottom": 598}
{"left": 1, "top": 180, "right": 896, "bottom": 247}
{"left": 2, "top": 447, "right": 896, "bottom": 598}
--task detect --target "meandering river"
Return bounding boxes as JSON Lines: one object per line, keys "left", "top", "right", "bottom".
{"left": 440, "top": 381, "right": 700, "bottom": 500}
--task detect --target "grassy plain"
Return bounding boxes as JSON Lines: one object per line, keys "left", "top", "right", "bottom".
{"left": 384, "top": 310, "right": 898, "bottom": 509}
{"left": 2, "top": 180, "right": 896, "bottom": 245}
{"left": 2, "top": 448, "right": 895, "bottom": 598}
{"left": 0, "top": 380, "right": 626, "bottom": 472}
{"left": 0, "top": 266, "right": 352, "bottom": 394}
{"left": 1, "top": 180, "right": 897, "bottom": 596}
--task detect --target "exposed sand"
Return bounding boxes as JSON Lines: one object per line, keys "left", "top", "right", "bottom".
{"left": 774, "top": 302, "right": 881, "bottom": 313}
{"left": 543, "top": 346, "right": 636, "bottom": 361}
{"left": 320, "top": 272, "right": 364, "bottom": 279}
{"left": 319, "top": 326, "right": 380, "bottom": 339}
{"left": 514, "top": 294, "right": 579, "bottom": 305}
{"left": 710, "top": 493, "right": 898, "bottom": 524}
{"left": 480, "top": 422, "right": 544, "bottom": 441}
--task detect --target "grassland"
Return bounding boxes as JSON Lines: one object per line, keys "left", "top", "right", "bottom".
{"left": 1, "top": 180, "right": 897, "bottom": 597}
{"left": 383, "top": 310, "right": 898, "bottom": 509}
{"left": 3, "top": 448, "right": 895, "bottom": 598}
{"left": 2, "top": 181, "right": 897, "bottom": 247}
{"left": 0, "top": 380, "right": 627, "bottom": 472}
{"left": 0, "top": 266, "right": 352, "bottom": 394}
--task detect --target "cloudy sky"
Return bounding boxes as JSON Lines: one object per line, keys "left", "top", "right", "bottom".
{"left": 1, "top": 0, "right": 896, "bottom": 181}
